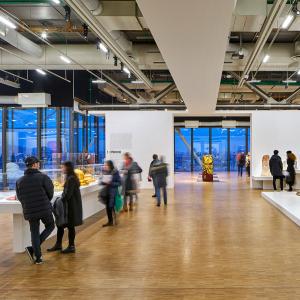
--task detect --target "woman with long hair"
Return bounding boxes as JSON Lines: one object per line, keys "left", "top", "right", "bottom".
{"left": 286, "top": 151, "right": 296, "bottom": 192}
{"left": 48, "top": 161, "right": 83, "bottom": 253}
{"left": 101, "top": 160, "right": 121, "bottom": 227}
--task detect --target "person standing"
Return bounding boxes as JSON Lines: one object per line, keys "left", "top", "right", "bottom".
{"left": 122, "top": 153, "right": 142, "bottom": 211}
{"left": 16, "top": 156, "right": 55, "bottom": 264}
{"left": 269, "top": 150, "right": 284, "bottom": 191}
{"left": 148, "top": 154, "right": 160, "bottom": 198}
{"left": 286, "top": 151, "right": 296, "bottom": 192}
{"left": 100, "top": 160, "right": 121, "bottom": 227}
{"left": 246, "top": 152, "right": 251, "bottom": 177}
{"left": 237, "top": 152, "right": 246, "bottom": 177}
{"left": 47, "top": 161, "right": 83, "bottom": 254}
{"left": 150, "top": 156, "right": 169, "bottom": 207}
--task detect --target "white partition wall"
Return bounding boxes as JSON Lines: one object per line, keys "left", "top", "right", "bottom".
{"left": 251, "top": 111, "right": 300, "bottom": 179}
{"left": 104, "top": 111, "right": 174, "bottom": 189}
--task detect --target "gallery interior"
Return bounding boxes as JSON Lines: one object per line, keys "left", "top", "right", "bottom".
{"left": 1, "top": 0, "right": 300, "bottom": 298}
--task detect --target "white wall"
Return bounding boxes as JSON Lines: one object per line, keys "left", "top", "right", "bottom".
{"left": 104, "top": 111, "right": 174, "bottom": 189}
{"left": 251, "top": 111, "right": 300, "bottom": 177}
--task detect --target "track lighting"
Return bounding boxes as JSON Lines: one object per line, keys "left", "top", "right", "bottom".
{"left": 36, "top": 68, "right": 46, "bottom": 75}
{"left": 263, "top": 54, "right": 270, "bottom": 63}
{"left": 60, "top": 55, "right": 71, "bottom": 64}
{"left": 92, "top": 79, "right": 106, "bottom": 84}
{"left": 282, "top": 14, "right": 294, "bottom": 29}
{"left": 82, "top": 23, "right": 88, "bottom": 40}
{"left": 113, "top": 55, "right": 118, "bottom": 67}
{"left": 64, "top": 6, "right": 71, "bottom": 22}
{"left": 0, "top": 15, "right": 16, "bottom": 29}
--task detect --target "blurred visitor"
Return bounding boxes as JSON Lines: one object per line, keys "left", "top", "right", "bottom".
{"left": 246, "top": 152, "right": 251, "bottom": 177}
{"left": 148, "top": 154, "right": 160, "bottom": 198}
{"left": 286, "top": 150, "right": 296, "bottom": 192}
{"left": 269, "top": 150, "right": 284, "bottom": 191}
{"left": 237, "top": 152, "right": 246, "bottom": 177}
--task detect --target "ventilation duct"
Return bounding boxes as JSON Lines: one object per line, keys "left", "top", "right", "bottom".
{"left": 83, "top": 0, "right": 103, "bottom": 16}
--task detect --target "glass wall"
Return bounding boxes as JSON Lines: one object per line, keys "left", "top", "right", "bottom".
{"left": 87, "top": 115, "right": 96, "bottom": 154}
{"left": 193, "top": 128, "right": 209, "bottom": 172}
{"left": 42, "top": 108, "right": 57, "bottom": 168}
{"left": 174, "top": 128, "right": 192, "bottom": 172}
{"left": 175, "top": 126, "right": 250, "bottom": 172}
{"left": 75, "top": 114, "right": 86, "bottom": 153}
{"left": 0, "top": 108, "right": 2, "bottom": 170}
{"left": 61, "top": 107, "right": 71, "bottom": 161}
{"left": 98, "top": 116, "right": 105, "bottom": 163}
{"left": 230, "top": 128, "right": 246, "bottom": 171}
{"left": 211, "top": 128, "right": 228, "bottom": 171}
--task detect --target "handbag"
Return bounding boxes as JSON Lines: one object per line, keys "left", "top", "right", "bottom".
{"left": 114, "top": 190, "right": 123, "bottom": 213}
{"left": 98, "top": 185, "right": 108, "bottom": 204}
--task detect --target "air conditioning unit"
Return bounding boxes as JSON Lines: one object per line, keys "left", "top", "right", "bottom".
{"left": 185, "top": 120, "right": 199, "bottom": 128}
{"left": 18, "top": 93, "right": 51, "bottom": 107}
{"left": 222, "top": 120, "right": 237, "bottom": 128}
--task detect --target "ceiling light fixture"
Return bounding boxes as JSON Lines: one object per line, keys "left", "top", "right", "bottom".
{"left": 263, "top": 54, "right": 270, "bottom": 63}
{"left": 92, "top": 79, "right": 106, "bottom": 84}
{"left": 64, "top": 5, "right": 71, "bottom": 22}
{"left": 123, "top": 67, "right": 131, "bottom": 78}
{"left": 282, "top": 14, "right": 294, "bottom": 29}
{"left": 99, "top": 42, "right": 108, "bottom": 53}
{"left": 248, "top": 79, "right": 261, "bottom": 83}
{"left": 52, "top": 0, "right": 60, "bottom": 4}
{"left": 282, "top": 79, "right": 297, "bottom": 83}
{"left": 0, "top": 15, "right": 16, "bottom": 29}
{"left": 298, "top": 69, "right": 300, "bottom": 75}
{"left": 60, "top": 55, "right": 71, "bottom": 64}
{"left": 41, "top": 31, "right": 47, "bottom": 39}
{"left": 131, "top": 80, "right": 144, "bottom": 84}
{"left": 36, "top": 68, "right": 46, "bottom": 75}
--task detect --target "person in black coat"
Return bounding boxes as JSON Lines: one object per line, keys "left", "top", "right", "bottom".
{"left": 16, "top": 156, "right": 55, "bottom": 265}
{"left": 286, "top": 150, "right": 296, "bottom": 192}
{"left": 237, "top": 152, "right": 246, "bottom": 177}
{"left": 269, "top": 150, "right": 284, "bottom": 191}
{"left": 101, "top": 160, "right": 121, "bottom": 227}
{"left": 150, "top": 156, "right": 169, "bottom": 206}
{"left": 148, "top": 154, "right": 160, "bottom": 198}
{"left": 47, "top": 161, "right": 83, "bottom": 254}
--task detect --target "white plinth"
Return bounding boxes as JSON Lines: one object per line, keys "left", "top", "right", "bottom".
{"left": 262, "top": 191, "right": 300, "bottom": 227}
{"left": 0, "top": 182, "right": 104, "bottom": 253}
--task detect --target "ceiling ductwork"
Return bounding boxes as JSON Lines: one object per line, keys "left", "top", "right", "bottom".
{"left": 84, "top": 0, "right": 103, "bottom": 16}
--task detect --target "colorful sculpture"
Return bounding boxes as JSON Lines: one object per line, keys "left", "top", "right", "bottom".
{"left": 261, "top": 155, "right": 271, "bottom": 176}
{"left": 202, "top": 155, "right": 214, "bottom": 182}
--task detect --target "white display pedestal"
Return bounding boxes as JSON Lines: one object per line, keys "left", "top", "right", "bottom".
{"left": 262, "top": 191, "right": 300, "bottom": 227}
{"left": 0, "top": 182, "right": 104, "bottom": 253}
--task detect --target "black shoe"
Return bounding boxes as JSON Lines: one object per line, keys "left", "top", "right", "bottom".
{"left": 34, "top": 257, "right": 43, "bottom": 265}
{"left": 25, "top": 246, "right": 34, "bottom": 263}
{"left": 102, "top": 222, "right": 113, "bottom": 227}
{"left": 152, "top": 194, "right": 156, "bottom": 198}
{"left": 61, "top": 246, "right": 76, "bottom": 254}
{"left": 156, "top": 204, "right": 160, "bottom": 207}
{"left": 47, "top": 244, "right": 62, "bottom": 252}
{"left": 164, "top": 202, "right": 167, "bottom": 206}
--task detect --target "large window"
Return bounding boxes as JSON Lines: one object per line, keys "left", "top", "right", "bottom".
{"left": 61, "top": 107, "right": 70, "bottom": 161}
{"left": 75, "top": 114, "right": 86, "bottom": 153}
{"left": 0, "top": 108, "right": 2, "bottom": 170}
{"left": 193, "top": 128, "right": 209, "bottom": 172}
{"left": 42, "top": 108, "right": 57, "bottom": 168}
{"left": 175, "top": 126, "right": 250, "bottom": 172}
{"left": 211, "top": 128, "right": 228, "bottom": 171}
{"left": 98, "top": 116, "right": 105, "bottom": 163}
{"left": 175, "top": 128, "right": 192, "bottom": 172}
{"left": 230, "top": 128, "right": 246, "bottom": 171}
{"left": 87, "top": 115, "right": 96, "bottom": 154}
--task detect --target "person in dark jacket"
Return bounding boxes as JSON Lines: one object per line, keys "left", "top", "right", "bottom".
{"left": 148, "top": 154, "right": 160, "bottom": 198}
{"left": 47, "top": 161, "right": 83, "bottom": 254}
{"left": 269, "top": 150, "right": 284, "bottom": 191}
{"left": 101, "top": 160, "right": 121, "bottom": 227}
{"left": 16, "top": 156, "right": 55, "bottom": 265}
{"left": 237, "top": 152, "right": 246, "bottom": 177}
{"left": 122, "top": 153, "right": 142, "bottom": 211}
{"left": 150, "top": 156, "right": 169, "bottom": 207}
{"left": 286, "top": 150, "right": 296, "bottom": 192}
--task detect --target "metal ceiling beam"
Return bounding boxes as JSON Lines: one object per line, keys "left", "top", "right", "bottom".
{"left": 238, "top": 0, "right": 287, "bottom": 87}
{"left": 65, "top": 0, "right": 153, "bottom": 89}
{"left": 154, "top": 83, "right": 176, "bottom": 103}
{"left": 79, "top": 104, "right": 185, "bottom": 110}
{"left": 229, "top": 72, "right": 273, "bottom": 103}
{"left": 0, "top": 69, "right": 33, "bottom": 83}
{"left": 285, "top": 86, "right": 300, "bottom": 103}
{"left": 0, "top": 77, "right": 20, "bottom": 88}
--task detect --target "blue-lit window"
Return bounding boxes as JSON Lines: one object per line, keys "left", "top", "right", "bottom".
{"left": 6, "top": 109, "right": 37, "bottom": 187}
{"left": 61, "top": 108, "right": 70, "bottom": 161}
{"left": 175, "top": 128, "right": 192, "bottom": 172}
{"left": 42, "top": 108, "right": 57, "bottom": 168}
{"left": 248, "top": 127, "right": 251, "bottom": 153}
{"left": 230, "top": 128, "right": 246, "bottom": 171}
{"left": 76, "top": 114, "right": 86, "bottom": 153}
{"left": 87, "top": 115, "right": 96, "bottom": 154}
{"left": 211, "top": 128, "right": 228, "bottom": 171}
{"left": 98, "top": 116, "right": 105, "bottom": 163}
{"left": 0, "top": 108, "right": 2, "bottom": 170}
{"left": 193, "top": 128, "right": 209, "bottom": 172}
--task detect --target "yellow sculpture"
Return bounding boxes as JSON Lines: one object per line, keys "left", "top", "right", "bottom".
{"left": 202, "top": 155, "right": 214, "bottom": 182}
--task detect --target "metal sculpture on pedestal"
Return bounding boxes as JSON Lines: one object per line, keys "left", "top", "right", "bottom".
{"left": 202, "top": 155, "right": 214, "bottom": 182}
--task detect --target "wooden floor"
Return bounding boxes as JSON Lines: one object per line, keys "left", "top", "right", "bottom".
{"left": 1, "top": 173, "right": 300, "bottom": 299}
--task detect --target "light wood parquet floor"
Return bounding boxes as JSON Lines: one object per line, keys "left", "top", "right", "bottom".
{"left": 1, "top": 173, "right": 300, "bottom": 299}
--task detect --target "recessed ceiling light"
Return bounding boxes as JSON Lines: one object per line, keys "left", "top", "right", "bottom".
{"left": 263, "top": 54, "right": 270, "bottom": 63}
{"left": 41, "top": 31, "right": 47, "bottom": 39}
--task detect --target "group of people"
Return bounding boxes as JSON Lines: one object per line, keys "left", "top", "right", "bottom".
{"left": 16, "top": 152, "right": 166, "bottom": 265}
{"left": 269, "top": 150, "right": 297, "bottom": 191}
